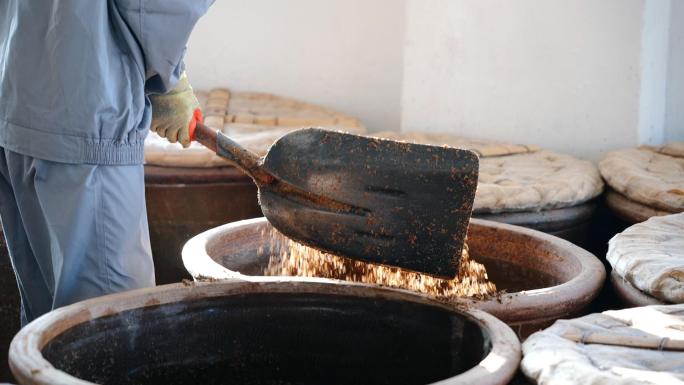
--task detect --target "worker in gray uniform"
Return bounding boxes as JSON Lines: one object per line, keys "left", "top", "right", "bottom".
{"left": 0, "top": 0, "right": 213, "bottom": 325}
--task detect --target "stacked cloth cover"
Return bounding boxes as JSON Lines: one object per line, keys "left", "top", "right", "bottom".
{"left": 522, "top": 304, "right": 684, "bottom": 385}
{"left": 374, "top": 131, "right": 604, "bottom": 214}
{"left": 600, "top": 143, "right": 684, "bottom": 219}
{"left": 145, "top": 88, "right": 367, "bottom": 167}
{"left": 608, "top": 213, "right": 684, "bottom": 304}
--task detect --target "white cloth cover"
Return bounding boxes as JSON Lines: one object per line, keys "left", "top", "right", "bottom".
{"left": 522, "top": 304, "right": 684, "bottom": 385}
{"left": 656, "top": 142, "right": 684, "bottom": 159}
{"left": 608, "top": 213, "right": 684, "bottom": 304}
{"left": 475, "top": 150, "right": 603, "bottom": 213}
{"left": 599, "top": 147, "right": 684, "bottom": 213}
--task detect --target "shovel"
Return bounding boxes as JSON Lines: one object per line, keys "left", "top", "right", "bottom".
{"left": 191, "top": 123, "right": 479, "bottom": 278}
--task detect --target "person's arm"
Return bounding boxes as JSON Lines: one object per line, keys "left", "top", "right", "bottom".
{"left": 113, "top": 0, "right": 214, "bottom": 94}
{"left": 113, "top": 0, "right": 213, "bottom": 147}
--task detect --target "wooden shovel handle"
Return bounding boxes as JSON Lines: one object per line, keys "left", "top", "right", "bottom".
{"left": 193, "top": 121, "right": 218, "bottom": 152}
{"left": 563, "top": 328, "right": 684, "bottom": 351}
{"left": 193, "top": 122, "right": 273, "bottom": 186}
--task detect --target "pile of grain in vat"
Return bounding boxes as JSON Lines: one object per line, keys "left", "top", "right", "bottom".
{"left": 262, "top": 228, "right": 497, "bottom": 300}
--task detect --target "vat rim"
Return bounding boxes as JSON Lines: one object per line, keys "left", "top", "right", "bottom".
{"left": 9, "top": 278, "right": 521, "bottom": 385}
{"left": 183, "top": 217, "right": 606, "bottom": 325}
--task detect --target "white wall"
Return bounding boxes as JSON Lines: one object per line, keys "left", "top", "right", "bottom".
{"left": 666, "top": 0, "right": 684, "bottom": 142}
{"left": 401, "top": 0, "right": 646, "bottom": 161}
{"left": 638, "top": 0, "right": 671, "bottom": 146}
{"left": 185, "top": 0, "right": 406, "bottom": 132}
{"left": 185, "top": 1, "right": 683, "bottom": 161}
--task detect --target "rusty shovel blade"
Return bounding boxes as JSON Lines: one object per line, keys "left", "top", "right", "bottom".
{"left": 195, "top": 124, "right": 479, "bottom": 278}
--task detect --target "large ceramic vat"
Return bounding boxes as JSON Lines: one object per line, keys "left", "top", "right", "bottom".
{"left": 183, "top": 218, "right": 606, "bottom": 338}
{"left": 474, "top": 201, "right": 597, "bottom": 247}
{"left": 10, "top": 279, "right": 520, "bottom": 385}
{"left": 605, "top": 189, "right": 676, "bottom": 225}
{"left": 144, "top": 165, "right": 262, "bottom": 284}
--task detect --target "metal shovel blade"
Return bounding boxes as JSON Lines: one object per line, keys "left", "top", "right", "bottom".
{"left": 257, "top": 129, "right": 479, "bottom": 278}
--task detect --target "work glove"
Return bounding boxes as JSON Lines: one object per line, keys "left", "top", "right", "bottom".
{"left": 149, "top": 72, "right": 203, "bottom": 148}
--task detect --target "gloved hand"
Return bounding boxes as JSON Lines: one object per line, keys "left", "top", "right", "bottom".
{"left": 149, "top": 72, "right": 203, "bottom": 148}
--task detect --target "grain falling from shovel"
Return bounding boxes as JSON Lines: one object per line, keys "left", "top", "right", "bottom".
{"left": 262, "top": 228, "right": 497, "bottom": 300}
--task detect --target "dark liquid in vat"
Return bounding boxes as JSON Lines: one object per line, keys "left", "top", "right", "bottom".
{"left": 43, "top": 293, "right": 490, "bottom": 385}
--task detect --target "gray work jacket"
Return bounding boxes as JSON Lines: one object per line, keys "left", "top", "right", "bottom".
{"left": 0, "top": 0, "right": 213, "bottom": 165}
